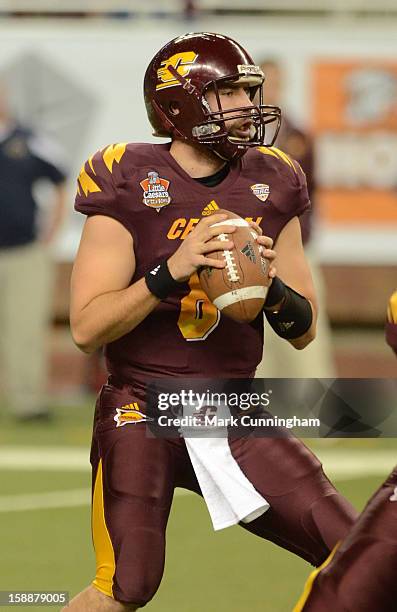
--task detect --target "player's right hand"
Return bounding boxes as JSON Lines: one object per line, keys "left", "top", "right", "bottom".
{"left": 167, "top": 213, "right": 236, "bottom": 282}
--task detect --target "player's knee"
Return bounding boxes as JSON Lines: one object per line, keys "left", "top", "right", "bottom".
{"left": 115, "top": 575, "right": 161, "bottom": 608}
{"left": 115, "top": 579, "right": 160, "bottom": 608}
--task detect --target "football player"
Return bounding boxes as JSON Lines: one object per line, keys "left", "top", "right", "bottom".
{"left": 294, "top": 295, "right": 397, "bottom": 611}
{"left": 65, "top": 33, "right": 357, "bottom": 611}
{"left": 386, "top": 289, "right": 397, "bottom": 355}
{"left": 294, "top": 464, "right": 397, "bottom": 611}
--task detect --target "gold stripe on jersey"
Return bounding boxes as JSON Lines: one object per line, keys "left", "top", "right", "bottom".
{"left": 257, "top": 146, "right": 280, "bottom": 161}
{"left": 77, "top": 164, "right": 101, "bottom": 197}
{"left": 388, "top": 291, "right": 397, "bottom": 324}
{"left": 258, "top": 145, "right": 297, "bottom": 172}
{"left": 201, "top": 200, "right": 220, "bottom": 216}
{"left": 102, "top": 143, "right": 127, "bottom": 174}
{"left": 270, "top": 146, "right": 296, "bottom": 171}
{"left": 293, "top": 543, "right": 340, "bottom": 612}
{"left": 88, "top": 156, "right": 96, "bottom": 175}
{"left": 92, "top": 459, "right": 116, "bottom": 598}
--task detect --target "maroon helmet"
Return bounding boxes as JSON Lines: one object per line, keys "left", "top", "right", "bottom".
{"left": 144, "top": 32, "right": 281, "bottom": 161}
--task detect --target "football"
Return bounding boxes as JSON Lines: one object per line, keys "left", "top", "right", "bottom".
{"left": 199, "top": 209, "right": 270, "bottom": 323}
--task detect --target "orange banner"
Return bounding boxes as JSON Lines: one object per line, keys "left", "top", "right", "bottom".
{"left": 312, "top": 61, "right": 397, "bottom": 225}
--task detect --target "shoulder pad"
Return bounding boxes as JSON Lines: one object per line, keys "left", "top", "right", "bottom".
{"left": 257, "top": 145, "right": 302, "bottom": 177}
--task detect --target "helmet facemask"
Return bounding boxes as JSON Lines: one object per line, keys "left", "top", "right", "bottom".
{"left": 162, "top": 63, "right": 281, "bottom": 161}
{"left": 196, "top": 71, "right": 281, "bottom": 160}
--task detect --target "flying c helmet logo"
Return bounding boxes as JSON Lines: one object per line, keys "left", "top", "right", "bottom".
{"left": 156, "top": 51, "right": 198, "bottom": 91}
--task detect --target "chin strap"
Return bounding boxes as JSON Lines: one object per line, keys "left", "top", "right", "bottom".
{"left": 167, "top": 64, "right": 197, "bottom": 94}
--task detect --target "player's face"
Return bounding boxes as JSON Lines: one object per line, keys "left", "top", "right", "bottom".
{"left": 205, "top": 84, "right": 255, "bottom": 141}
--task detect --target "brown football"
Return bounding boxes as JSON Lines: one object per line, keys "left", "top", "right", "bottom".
{"left": 199, "top": 209, "right": 270, "bottom": 323}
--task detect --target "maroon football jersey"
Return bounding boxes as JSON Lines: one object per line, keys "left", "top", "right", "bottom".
{"left": 271, "top": 115, "right": 315, "bottom": 244}
{"left": 74, "top": 142, "right": 310, "bottom": 392}
{"left": 386, "top": 290, "right": 397, "bottom": 355}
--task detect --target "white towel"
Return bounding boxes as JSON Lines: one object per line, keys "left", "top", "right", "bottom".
{"left": 180, "top": 402, "right": 270, "bottom": 530}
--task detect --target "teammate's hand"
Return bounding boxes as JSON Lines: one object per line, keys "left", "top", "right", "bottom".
{"left": 167, "top": 213, "right": 236, "bottom": 282}
{"left": 247, "top": 221, "right": 277, "bottom": 282}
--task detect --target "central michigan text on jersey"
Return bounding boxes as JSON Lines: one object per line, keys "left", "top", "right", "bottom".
{"left": 75, "top": 142, "right": 308, "bottom": 393}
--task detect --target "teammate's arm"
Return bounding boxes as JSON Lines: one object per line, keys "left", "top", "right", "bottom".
{"left": 70, "top": 213, "right": 234, "bottom": 353}
{"left": 269, "top": 215, "right": 318, "bottom": 350}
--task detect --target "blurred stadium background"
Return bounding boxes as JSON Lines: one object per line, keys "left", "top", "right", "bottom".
{"left": 0, "top": 1, "right": 396, "bottom": 610}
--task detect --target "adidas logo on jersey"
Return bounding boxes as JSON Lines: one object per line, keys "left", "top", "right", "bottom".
{"left": 241, "top": 242, "right": 256, "bottom": 264}
{"left": 201, "top": 200, "right": 220, "bottom": 216}
{"left": 150, "top": 265, "right": 161, "bottom": 276}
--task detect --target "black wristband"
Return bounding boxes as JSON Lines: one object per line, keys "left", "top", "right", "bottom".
{"left": 145, "top": 260, "right": 181, "bottom": 300}
{"left": 264, "top": 283, "right": 313, "bottom": 340}
{"left": 264, "top": 276, "right": 287, "bottom": 310}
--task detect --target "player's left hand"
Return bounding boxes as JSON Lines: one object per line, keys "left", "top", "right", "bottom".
{"left": 247, "top": 220, "right": 277, "bottom": 281}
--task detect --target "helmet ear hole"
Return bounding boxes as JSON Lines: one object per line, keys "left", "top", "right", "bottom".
{"left": 169, "top": 102, "right": 180, "bottom": 116}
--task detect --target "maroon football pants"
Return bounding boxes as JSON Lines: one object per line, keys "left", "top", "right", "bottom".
{"left": 90, "top": 382, "right": 357, "bottom": 606}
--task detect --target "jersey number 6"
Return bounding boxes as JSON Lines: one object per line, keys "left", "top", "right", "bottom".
{"left": 177, "top": 273, "right": 220, "bottom": 341}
